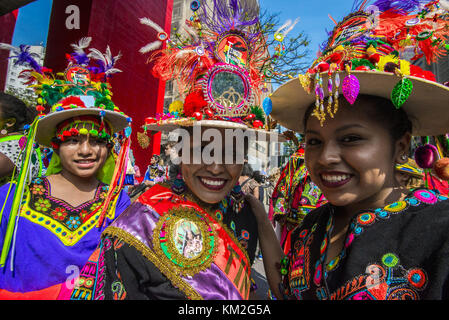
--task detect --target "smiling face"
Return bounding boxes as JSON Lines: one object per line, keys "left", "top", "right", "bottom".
{"left": 57, "top": 134, "right": 110, "bottom": 180}
{"left": 304, "top": 96, "right": 410, "bottom": 213}
{"left": 180, "top": 127, "right": 244, "bottom": 204}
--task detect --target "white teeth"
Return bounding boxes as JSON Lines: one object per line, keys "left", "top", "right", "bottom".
{"left": 321, "top": 174, "right": 350, "bottom": 182}
{"left": 200, "top": 178, "right": 225, "bottom": 186}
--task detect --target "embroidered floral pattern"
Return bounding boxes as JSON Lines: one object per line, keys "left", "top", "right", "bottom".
{"left": 67, "top": 216, "right": 82, "bottom": 230}
{"left": 22, "top": 177, "right": 115, "bottom": 246}
{"left": 286, "top": 188, "right": 448, "bottom": 300}
{"left": 51, "top": 207, "right": 67, "bottom": 221}
{"left": 34, "top": 198, "right": 51, "bottom": 212}
{"left": 30, "top": 184, "right": 45, "bottom": 196}
{"left": 330, "top": 253, "right": 427, "bottom": 300}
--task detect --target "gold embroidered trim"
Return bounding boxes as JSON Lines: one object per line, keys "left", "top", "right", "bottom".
{"left": 103, "top": 226, "right": 203, "bottom": 300}
{"left": 153, "top": 207, "right": 218, "bottom": 277}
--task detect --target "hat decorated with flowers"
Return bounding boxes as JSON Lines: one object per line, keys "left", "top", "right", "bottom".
{"left": 269, "top": 0, "right": 449, "bottom": 136}
{"left": 1, "top": 37, "right": 132, "bottom": 147}
{"left": 137, "top": 0, "right": 287, "bottom": 141}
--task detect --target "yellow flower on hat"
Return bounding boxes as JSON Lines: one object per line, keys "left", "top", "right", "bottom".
{"left": 169, "top": 100, "right": 184, "bottom": 114}
{"left": 92, "top": 81, "right": 102, "bottom": 91}
{"left": 377, "top": 55, "right": 410, "bottom": 76}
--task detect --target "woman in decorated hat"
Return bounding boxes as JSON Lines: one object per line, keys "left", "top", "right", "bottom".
{"left": 68, "top": 0, "right": 286, "bottom": 300}
{"left": 0, "top": 91, "right": 41, "bottom": 185}
{"left": 0, "top": 39, "right": 132, "bottom": 299}
{"left": 265, "top": 1, "right": 449, "bottom": 300}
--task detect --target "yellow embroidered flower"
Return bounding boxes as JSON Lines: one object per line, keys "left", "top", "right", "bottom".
{"left": 168, "top": 100, "right": 184, "bottom": 114}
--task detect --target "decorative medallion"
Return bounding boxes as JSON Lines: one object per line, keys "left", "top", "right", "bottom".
{"left": 65, "top": 65, "right": 91, "bottom": 86}
{"left": 201, "top": 63, "right": 253, "bottom": 116}
{"left": 153, "top": 207, "right": 218, "bottom": 276}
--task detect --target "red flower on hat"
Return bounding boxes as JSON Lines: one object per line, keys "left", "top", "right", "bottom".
{"left": 60, "top": 96, "right": 86, "bottom": 108}
{"left": 410, "top": 65, "right": 436, "bottom": 82}
{"left": 183, "top": 90, "right": 208, "bottom": 117}
{"left": 69, "top": 128, "right": 80, "bottom": 135}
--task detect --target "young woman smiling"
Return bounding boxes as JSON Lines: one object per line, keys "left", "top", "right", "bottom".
{"left": 0, "top": 39, "right": 132, "bottom": 299}
{"left": 267, "top": 1, "right": 449, "bottom": 300}
{"left": 0, "top": 113, "right": 131, "bottom": 300}
{"left": 69, "top": 124, "right": 281, "bottom": 300}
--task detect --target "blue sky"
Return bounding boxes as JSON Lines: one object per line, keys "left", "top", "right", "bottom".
{"left": 259, "top": 0, "right": 360, "bottom": 64}
{"left": 11, "top": 0, "right": 52, "bottom": 47}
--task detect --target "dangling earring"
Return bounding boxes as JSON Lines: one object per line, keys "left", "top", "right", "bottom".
{"left": 171, "top": 172, "right": 186, "bottom": 195}
{"left": 0, "top": 127, "right": 7, "bottom": 135}
{"left": 229, "top": 183, "right": 245, "bottom": 214}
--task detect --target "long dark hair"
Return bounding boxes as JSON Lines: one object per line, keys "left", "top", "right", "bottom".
{"left": 0, "top": 92, "right": 38, "bottom": 131}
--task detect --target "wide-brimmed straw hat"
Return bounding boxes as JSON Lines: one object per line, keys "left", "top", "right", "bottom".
{"left": 269, "top": 0, "right": 449, "bottom": 136}
{"left": 35, "top": 98, "right": 130, "bottom": 147}
{"left": 271, "top": 70, "right": 449, "bottom": 136}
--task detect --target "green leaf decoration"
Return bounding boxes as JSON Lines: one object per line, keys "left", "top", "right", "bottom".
{"left": 351, "top": 58, "right": 375, "bottom": 70}
{"left": 391, "top": 78, "right": 413, "bottom": 109}
{"left": 250, "top": 105, "right": 266, "bottom": 124}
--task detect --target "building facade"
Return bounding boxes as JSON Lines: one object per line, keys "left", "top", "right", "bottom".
{"left": 5, "top": 44, "right": 45, "bottom": 98}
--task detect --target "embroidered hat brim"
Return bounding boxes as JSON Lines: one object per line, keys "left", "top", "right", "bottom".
{"left": 35, "top": 108, "right": 129, "bottom": 147}
{"left": 270, "top": 70, "right": 449, "bottom": 136}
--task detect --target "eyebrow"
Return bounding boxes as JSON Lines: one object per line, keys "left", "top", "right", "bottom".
{"left": 305, "top": 124, "right": 366, "bottom": 135}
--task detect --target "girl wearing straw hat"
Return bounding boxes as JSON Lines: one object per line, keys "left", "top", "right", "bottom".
{"left": 0, "top": 39, "right": 132, "bottom": 299}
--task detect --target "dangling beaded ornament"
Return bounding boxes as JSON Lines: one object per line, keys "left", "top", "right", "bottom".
{"left": 326, "top": 71, "right": 334, "bottom": 119}
{"left": 342, "top": 64, "right": 360, "bottom": 105}
{"left": 229, "top": 183, "right": 245, "bottom": 213}
{"left": 312, "top": 73, "right": 326, "bottom": 126}
{"left": 171, "top": 172, "right": 186, "bottom": 195}
{"left": 333, "top": 70, "right": 340, "bottom": 116}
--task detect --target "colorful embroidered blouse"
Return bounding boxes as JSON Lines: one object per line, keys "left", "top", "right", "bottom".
{"left": 283, "top": 188, "right": 449, "bottom": 300}
{"left": 270, "top": 151, "right": 326, "bottom": 226}
{"left": 68, "top": 184, "right": 259, "bottom": 300}
{"left": 0, "top": 177, "right": 130, "bottom": 299}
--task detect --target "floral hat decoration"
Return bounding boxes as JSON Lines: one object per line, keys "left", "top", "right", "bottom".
{"left": 137, "top": 0, "right": 286, "bottom": 141}
{"left": 269, "top": 0, "right": 449, "bottom": 136}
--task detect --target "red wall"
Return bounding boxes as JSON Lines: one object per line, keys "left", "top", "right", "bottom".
{"left": 44, "top": 0, "right": 173, "bottom": 173}
{"left": 0, "top": 10, "right": 18, "bottom": 91}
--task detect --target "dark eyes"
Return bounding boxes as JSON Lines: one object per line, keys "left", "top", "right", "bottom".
{"left": 340, "top": 135, "right": 362, "bottom": 143}
{"left": 305, "top": 135, "right": 363, "bottom": 146}
{"left": 62, "top": 137, "right": 107, "bottom": 146}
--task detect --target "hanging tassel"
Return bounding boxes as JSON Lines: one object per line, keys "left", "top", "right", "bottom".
{"left": 97, "top": 136, "right": 130, "bottom": 227}
{"left": 0, "top": 118, "right": 38, "bottom": 268}
{"left": 342, "top": 65, "right": 360, "bottom": 105}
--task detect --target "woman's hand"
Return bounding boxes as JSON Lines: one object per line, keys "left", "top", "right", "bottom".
{"left": 245, "top": 194, "right": 268, "bottom": 225}
{"left": 245, "top": 193, "right": 284, "bottom": 300}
